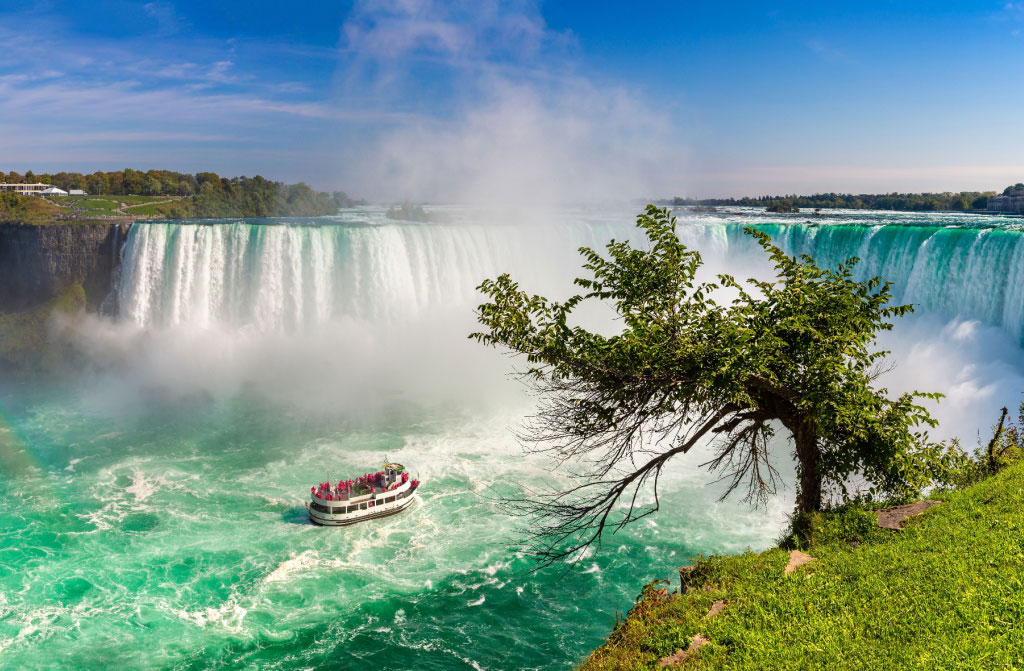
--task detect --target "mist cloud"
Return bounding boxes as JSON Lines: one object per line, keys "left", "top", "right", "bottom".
{"left": 335, "top": 0, "right": 681, "bottom": 204}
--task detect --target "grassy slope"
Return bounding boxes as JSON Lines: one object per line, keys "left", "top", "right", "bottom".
{"left": 1, "top": 195, "right": 183, "bottom": 224}
{"left": 0, "top": 196, "right": 66, "bottom": 224}
{"left": 120, "top": 200, "right": 182, "bottom": 216}
{"left": 582, "top": 463, "right": 1024, "bottom": 670}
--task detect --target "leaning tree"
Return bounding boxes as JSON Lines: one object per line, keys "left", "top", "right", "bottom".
{"left": 472, "top": 205, "right": 947, "bottom": 565}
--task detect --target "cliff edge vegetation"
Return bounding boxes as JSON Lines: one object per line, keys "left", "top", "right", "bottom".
{"left": 1, "top": 169, "right": 359, "bottom": 224}
{"left": 581, "top": 435, "right": 1024, "bottom": 670}
{"left": 0, "top": 191, "right": 67, "bottom": 224}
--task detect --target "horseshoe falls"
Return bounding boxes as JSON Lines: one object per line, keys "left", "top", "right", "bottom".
{"left": 723, "top": 219, "right": 1024, "bottom": 345}
{"left": 2, "top": 207, "right": 1024, "bottom": 670}
{"left": 114, "top": 210, "right": 1024, "bottom": 344}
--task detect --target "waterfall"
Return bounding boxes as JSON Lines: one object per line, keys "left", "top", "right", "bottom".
{"left": 113, "top": 215, "right": 1024, "bottom": 344}
{"left": 726, "top": 222, "right": 1024, "bottom": 344}
{"left": 115, "top": 218, "right": 645, "bottom": 330}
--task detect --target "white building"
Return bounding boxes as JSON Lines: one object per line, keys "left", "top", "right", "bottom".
{"left": 0, "top": 182, "right": 53, "bottom": 195}
{"left": 69, "top": 189, "right": 87, "bottom": 196}
{"left": 40, "top": 187, "right": 69, "bottom": 196}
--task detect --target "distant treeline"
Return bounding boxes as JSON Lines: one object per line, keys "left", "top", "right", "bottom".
{"left": 2, "top": 168, "right": 358, "bottom": 218}
{"left": 666, "top": 189, "right": 1013, "bottom": 213}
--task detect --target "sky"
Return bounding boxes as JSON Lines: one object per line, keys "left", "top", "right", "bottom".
{"left": 2, "top": 1, "right": 1024, "bottom": 200}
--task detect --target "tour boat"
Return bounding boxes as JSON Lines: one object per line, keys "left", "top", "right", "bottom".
{"left": 307, "top": 461, "right": 419, "bottom": 526}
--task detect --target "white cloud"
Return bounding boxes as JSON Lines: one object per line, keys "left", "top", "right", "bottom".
{"left": 334, "top": 0, "right": 679, "bottom": 203}
{"left": 342, "top": 0, "right": 556, "bottom": 64}
{"left": 144, "top": 1, "right": 187, "bottom": 36}
{"left": 806, "top": 38, "right": 854, "bottom": 64}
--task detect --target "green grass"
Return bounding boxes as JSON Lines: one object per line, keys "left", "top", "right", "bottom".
{"left": 121, "top": 201, "right": 180, "bottom": 216}
{"left": 64, "top": 197, "right": 122, "bottom": 213}
{"left": 581, "top": 462, "right": 1024, "bottom": 670}
{"left": 2, "top": 195, "right": 187, "bottom": 223}
{"left": 119, "top": 194, "right": 181, "bottom": 204}
{"left": 0, "top": 196, "right": 66, "bottom": 224}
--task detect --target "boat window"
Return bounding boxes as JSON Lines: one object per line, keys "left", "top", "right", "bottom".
{"left": 311, "top": 502, "right": 330, "bottom": 513}
{"left": 331, "top": 507, "right": 345, "bottom": 514}
{"left": 384, "top": 496, "right": 395, "bottom": 504}
{"left": 360, "top": 503, "right": 368, "bottom": 510}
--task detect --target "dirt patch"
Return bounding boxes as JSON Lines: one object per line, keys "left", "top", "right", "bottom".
{"left": 706, "top": 600, "right": 727, "bottom": 618}
{"left": 784, "top": 550, "right": 815, "bottom": 575}
{"left": 875, "top": 500, "right": 943, "bottom": 530}
{"left": 658, "top": 634, "right": 710, "bottom": 667}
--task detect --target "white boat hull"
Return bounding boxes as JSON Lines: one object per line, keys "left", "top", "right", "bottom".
{"left": 308, "top": 484, "right": 418, "bottom": 526}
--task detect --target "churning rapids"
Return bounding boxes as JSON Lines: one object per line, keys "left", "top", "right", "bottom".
{"left": 2, "top": 206, "right": 1024, "bottom": 670}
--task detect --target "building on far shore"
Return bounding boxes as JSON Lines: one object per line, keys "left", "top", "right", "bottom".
{"left": 0, "top": 183, "right": 83, "bottom": 197}
{"left": 0, "top": 182, "right": 54, "bottom": 196}
{"left": 987, "top": 189, "right": 1024, "bottom": 214}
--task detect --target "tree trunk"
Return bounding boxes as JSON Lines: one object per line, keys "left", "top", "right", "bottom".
{"left": 792, "top": 421, "right": 821, "bottom": 514}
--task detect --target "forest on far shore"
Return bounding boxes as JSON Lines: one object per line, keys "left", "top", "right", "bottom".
{"left": 665, "top": 183, "right": 1024, "bottom": 213}
{"left": 1, "top": 168, "right": 358, "bottom": 219}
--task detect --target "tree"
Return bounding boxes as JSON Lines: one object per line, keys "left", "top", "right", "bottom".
{"left": 472, "top": 205, "right": 945, "bottom": 565}
{"left": 951, "top": 195, "right": 969, "bottom": 211}
{"left": 123, "top": 168, "right": 145, "bottom": 195}
{"left": 766, "top": 200, "right": 799, "bottom": 213}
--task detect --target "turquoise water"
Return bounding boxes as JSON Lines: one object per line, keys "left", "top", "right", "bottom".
{"left": 2, "top": 206, "right": 1024, "bottom": 669}
{"left": 0, "top": 383, "right": 778, "bottom": 670}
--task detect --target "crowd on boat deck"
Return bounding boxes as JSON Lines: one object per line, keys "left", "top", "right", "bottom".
{"left": 311, "top": 470, "right": 414, "bottom": 501}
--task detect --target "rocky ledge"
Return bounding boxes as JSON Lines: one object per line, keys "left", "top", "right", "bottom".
{"left": 0, "top": 221, "right": 132, "bottom": 313}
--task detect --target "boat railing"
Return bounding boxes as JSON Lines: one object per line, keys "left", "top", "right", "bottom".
{"left": 309, "top": 481, "right": 418, "bottom": 516}
{"left": 311, "top": 479, "right": 416, "bottom": 505}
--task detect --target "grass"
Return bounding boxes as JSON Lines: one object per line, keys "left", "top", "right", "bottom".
{"left": 64, "top": 197, "right": 123, "bottom": 213}
{"left": 580, "top": 462, "right": 1024, "bottom": 670}
{"left": 1, "top": 195, "right": 186, "bottom": 223}
{"left": 121, "top": 200, "right": 181, "bottom": 216}
{"left": 0, "top": 196, "right": 65, "bottom": 224}
{"left": 119, "top": 194, "right": 180, "bottom": 204}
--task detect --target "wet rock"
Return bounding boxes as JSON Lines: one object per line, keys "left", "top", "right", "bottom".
{"left": 0, "top": 222, "right": 131, "bottom": 312}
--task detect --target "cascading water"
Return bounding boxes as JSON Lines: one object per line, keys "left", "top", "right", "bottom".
{"left": 3, "top": 206, "right": 1024, "bottom": 671}
{"left": 114, "top": 216, "right": 635, "bottom": 330}
{"left": 721, "top": 220, "right": 1024, "bottom": 344}
{"left": 113, "top": 210, "right": 1024, "bottom": 344}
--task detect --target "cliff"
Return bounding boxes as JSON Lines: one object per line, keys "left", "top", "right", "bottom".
{"left": 0, "top": 221, "right": 131, "bottom": 373}
{"left": 0, "top": 221, "right": 131, "bottom": 313}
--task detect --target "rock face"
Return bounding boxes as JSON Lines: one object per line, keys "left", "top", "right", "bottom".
{"left": 0, "top": 222, "right": 131, "bottom": 313}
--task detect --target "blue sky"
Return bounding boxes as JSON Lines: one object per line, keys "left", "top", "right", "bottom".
{"left": 2, "top": 1, "right": 1023, "bottom": 199}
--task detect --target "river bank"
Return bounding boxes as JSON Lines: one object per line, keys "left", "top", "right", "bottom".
{"left": 581, "top": 452, "right": 1024, "bottom": 669}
